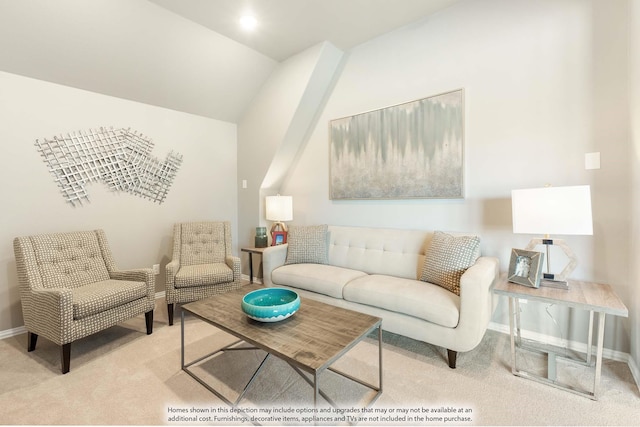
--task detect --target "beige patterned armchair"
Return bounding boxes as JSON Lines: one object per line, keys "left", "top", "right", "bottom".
{"left": 165, "top": 221, "right": 242, "bottom": 325}
{"left": 13, "top": 229, "right": 155, "bottom": 374}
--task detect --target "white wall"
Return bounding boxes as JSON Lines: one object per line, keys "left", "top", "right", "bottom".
{"left": 279, "top": 0, "right": 633, "bottom": 353}
{"left": 0, "top": 71, "right": 238, "bottom": 332}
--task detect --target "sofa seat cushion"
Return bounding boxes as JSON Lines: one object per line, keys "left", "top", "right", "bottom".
{"left": 72, "top": 279, "right": 148, "bottom": 320}
{"left": 343, "top": 274, "right": 460, "bottom": 328}
{"left": 272, "top": 264, "right": 366, "bottom": 299}
{"left": 175, "top": 263, "right": 233, "bottom": 288}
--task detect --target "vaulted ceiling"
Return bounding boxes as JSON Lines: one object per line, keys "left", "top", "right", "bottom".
{"left": 149, "top": 0, "right": 460, "bottom": 62}
{"left": 0, "top": 0, "right": 460, "bottom": 122}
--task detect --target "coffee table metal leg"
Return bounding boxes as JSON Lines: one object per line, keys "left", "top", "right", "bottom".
{"left": 378, "top": 325, "right": 383, "bottom": 393}
{"left": 180, "top": 308, "right": 185, "bottom": 369}
{"left": 287, "top": 325, "right": 382, "bottom": 409}
{"left": 314, "top": 372, "right": 319, "bottom": 407}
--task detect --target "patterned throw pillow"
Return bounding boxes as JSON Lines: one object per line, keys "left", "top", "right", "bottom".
{"left": 284, "top": 224, "right": 329, "bottom": 265}
{"left": 420, "top": 231, "right": 481, "bottom": 296}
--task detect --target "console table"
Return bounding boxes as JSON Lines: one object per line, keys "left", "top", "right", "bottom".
{"left": 493, "top": 275, "right": 628, "bottom": 400}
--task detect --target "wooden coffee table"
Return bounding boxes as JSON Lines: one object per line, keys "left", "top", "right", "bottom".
{"left": 180, "top": 284, "right": 383, "bottom": 409}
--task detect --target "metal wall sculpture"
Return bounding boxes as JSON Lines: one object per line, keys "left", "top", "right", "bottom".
{"left": 35, "top": 127, "right": 183, "bottom": 206}
{"left": 330, "top": 89, "right": 464, "bottom": 200}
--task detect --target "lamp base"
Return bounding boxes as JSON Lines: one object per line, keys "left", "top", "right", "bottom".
{"left": 270, "top": 222, "right": 288, "bottom": 233}
{"left": 525, "top": 238, "right": 578, "bottom": 284}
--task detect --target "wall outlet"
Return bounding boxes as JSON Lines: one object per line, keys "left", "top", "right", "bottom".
{"left": 152, "top": 264, "right": 160, "bottom": 275}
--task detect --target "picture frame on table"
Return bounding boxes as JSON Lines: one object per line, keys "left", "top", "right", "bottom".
{"left": 508, "top": 248, "right": 545, "bottom": 288}
{"left": 271, "top": 231, "right": 287, "bottom": 246}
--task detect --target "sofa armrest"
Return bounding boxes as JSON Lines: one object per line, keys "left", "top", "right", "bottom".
{"left": 226, "top": 255, "right": 242, "bottom": 281}
{"left": 25, "top": 288, "right": 74, "bottom": 345}
{"left": 262, "top": 244, "right": 288, "bottom": 286}
{"left": 110, "top": 269, "right": 156, "bottom": 302}
{"left": 165, "top": 259, "right": 180, "bottom": 290}
{"left": 454, "top": 256, "right": 500, "bottom": 351}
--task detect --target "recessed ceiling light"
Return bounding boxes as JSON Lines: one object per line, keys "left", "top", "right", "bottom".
{"left": 239, "top": 15, "right": 257, "bottom": 31}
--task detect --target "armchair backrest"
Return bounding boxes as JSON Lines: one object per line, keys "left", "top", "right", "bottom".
{"left": 14, "top": 230, "right": 113, "bottom": 290}
{"left": 175, "top": 222, "right": 231, "bottom": 266}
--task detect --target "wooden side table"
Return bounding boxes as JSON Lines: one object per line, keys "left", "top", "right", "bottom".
{"left": 241, "top": 247, "right": 267, "bottom": 283}
{"left": 493, "top": 274, "right": 628, "bottom": 400}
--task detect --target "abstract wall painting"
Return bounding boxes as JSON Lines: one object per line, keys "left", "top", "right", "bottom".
{"left": 329, "top": 89, "right": 464, "bottom": 200}
{"left": 35, "top": 127, "right": 183, "bottom": 206}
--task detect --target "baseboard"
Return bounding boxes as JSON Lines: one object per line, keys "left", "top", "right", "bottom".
{"left": 0, "top": 325, "right": 26, "bottom": 340}
{"left": 241, "top": 274, "right": 263, "bottom": 284}
{"left": 488, "top": 321, "right": 639, "bottom": 392}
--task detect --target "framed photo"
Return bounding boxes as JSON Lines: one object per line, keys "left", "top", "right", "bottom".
{"left": 271, "top": 231, "right": 287, "bottom": 246}
{"left": 508, "top": 248, "right": 545, "bottom": 288}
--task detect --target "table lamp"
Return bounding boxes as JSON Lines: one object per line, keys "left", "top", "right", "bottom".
{"left": 511, "top": 185, "right": 593, "bottom": 287}
{"left": 265, "top": 194, "right": 293, "bottom": 234}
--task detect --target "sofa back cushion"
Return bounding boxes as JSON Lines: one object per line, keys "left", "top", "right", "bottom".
{"left": 328, "top": 226, "right": 429, "bottom": 280}
{"left": 180, "top": 222, "right": 227, "bottom": 266}
{"left": 30, "top": 231, "right": 111, "bottom": 289}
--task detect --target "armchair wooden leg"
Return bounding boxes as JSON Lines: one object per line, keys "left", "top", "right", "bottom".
{"left": 27, "top": 332, "right": 38, "bottom": 352}
{"left": 447, "top": 349, "right": 457, "bottom": 369}
{"left": 61, "top": 343, "right": 71, "bottom": 374}
{"left": 168, "top": 303, "right": 174, "bottom": 326}
{"left": 145, "top": 310, "right": 153, "bottom": 334}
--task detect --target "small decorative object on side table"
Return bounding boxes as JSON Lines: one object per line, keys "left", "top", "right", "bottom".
{"left": 241, "top": 247, "right": 267, "bottom": 283}
{"left": 507, "top": 248, "right": 544, "bottom": 288}
{"left": 254, "top": 227, "right": 268, "bottom": 248}
{"left": 271, "top": 230, "right": 287, "bottom": 246}
{"left": 493, "top": 274, "right": 628, "bottom": 400}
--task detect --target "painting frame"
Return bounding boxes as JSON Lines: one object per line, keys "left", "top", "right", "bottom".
{"left": 508, "top": 248, "right": 545, "bottom": 288}
{"left": 329, "top": 89, "right": 464, "bottom": 200}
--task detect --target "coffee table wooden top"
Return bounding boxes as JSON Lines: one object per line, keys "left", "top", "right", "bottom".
{"left": 182, "top": 285, "right": 382, "bottom": 373}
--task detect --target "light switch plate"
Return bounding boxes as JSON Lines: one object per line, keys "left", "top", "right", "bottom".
{"left": 585, "top": 152, "right": 600, "bottom": 170}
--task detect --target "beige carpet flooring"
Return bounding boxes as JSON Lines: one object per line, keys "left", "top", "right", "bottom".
{"left": 0, "top": 297, "right": 639, "bottom": 426}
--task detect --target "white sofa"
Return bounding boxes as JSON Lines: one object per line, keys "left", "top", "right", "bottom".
{"left": 262, "top": 225, "right": 499, "bottom": 368}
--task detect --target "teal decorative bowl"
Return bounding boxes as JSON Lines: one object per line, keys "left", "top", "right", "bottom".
{"left": 241, "top": 288, "right": 300, "bottom": 322}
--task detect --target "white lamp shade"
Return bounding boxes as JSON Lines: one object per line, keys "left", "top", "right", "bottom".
{"left": 265, "top": 196, "right": 293, "bottom": 221}
{"left": 511, "top": 185, "right": 593, "bottom": 236}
